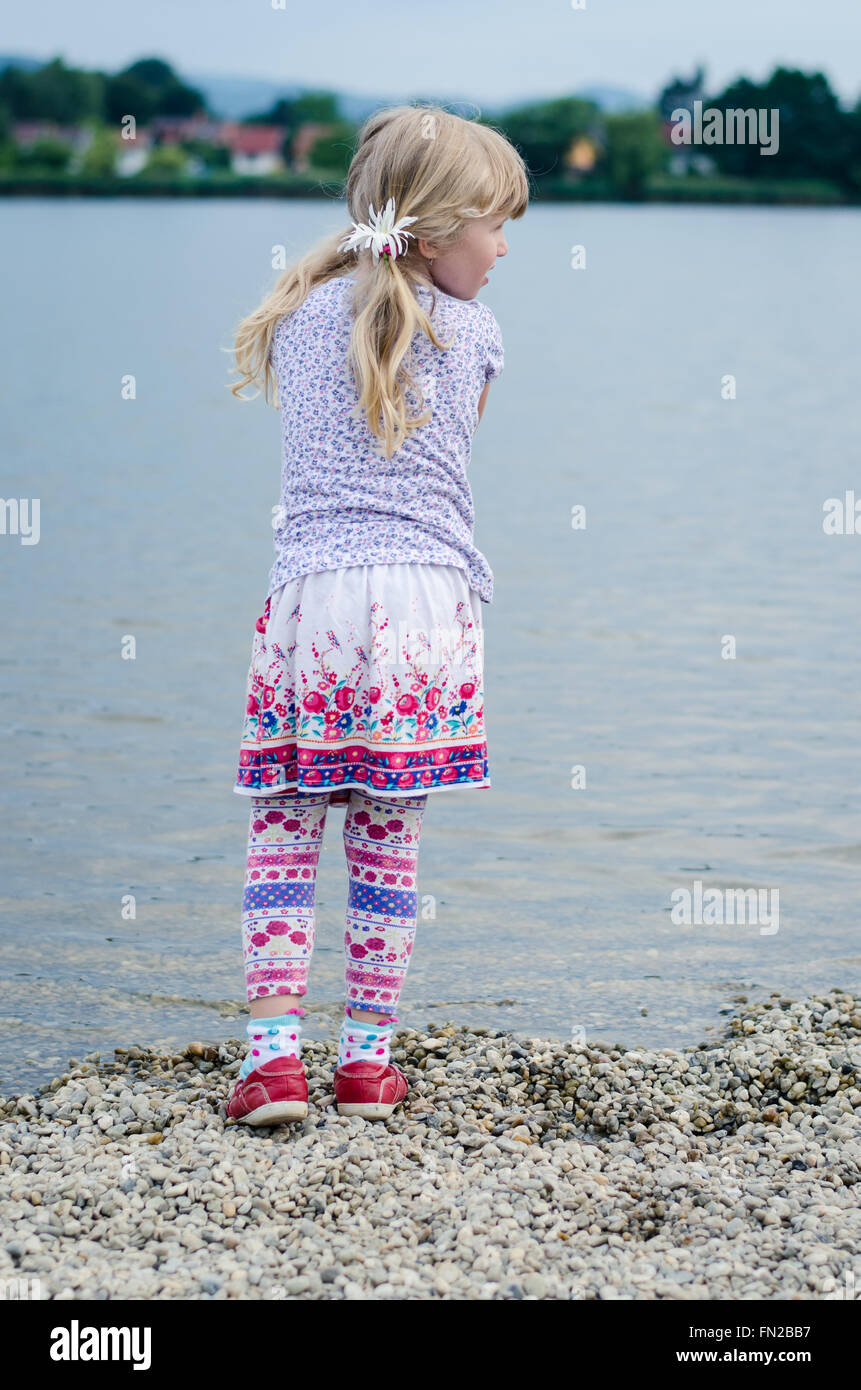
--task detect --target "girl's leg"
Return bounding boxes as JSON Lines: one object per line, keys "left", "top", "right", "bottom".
{"left": 341, "top": 790, "right": 428, "bottom": 1036}
{"left": 241, "top": 790, "right": 331, "bottom": 1018}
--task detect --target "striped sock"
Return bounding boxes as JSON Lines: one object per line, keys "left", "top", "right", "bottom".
{"left": 337, "top": 1009, "right": 396, "bottom": 1070}
{"left": 240, "top": 1009, "right": 304, "bottom": 1080}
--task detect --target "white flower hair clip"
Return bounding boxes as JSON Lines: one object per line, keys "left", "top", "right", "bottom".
{"left": 339, "top": 197, "right": 418, "bottom": 263}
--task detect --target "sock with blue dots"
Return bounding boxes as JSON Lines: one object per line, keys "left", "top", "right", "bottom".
{"left": 337, "top": 1009, "right": 396, "bottom": 1070}
{"left": 240, "top": 1009, "right": 304, "bottom": 1080}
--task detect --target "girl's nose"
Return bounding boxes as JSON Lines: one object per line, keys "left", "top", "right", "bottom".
{"left": 497, "top": 238, "right": 508, "bottom": 257}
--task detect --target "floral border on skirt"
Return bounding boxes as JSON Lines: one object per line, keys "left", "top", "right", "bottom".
{"left": 233, "top": 567, "right": 490, "bottom": 803}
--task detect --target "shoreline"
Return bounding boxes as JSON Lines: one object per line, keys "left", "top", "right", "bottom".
{"left": 0, "top": 175, "right": 858, "bottom": 207}
{"left": 1, "top": 989, "right": 859, "bottom": 1300}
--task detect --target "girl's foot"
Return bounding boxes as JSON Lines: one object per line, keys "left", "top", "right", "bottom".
{"left": 334, "top": 1007, "right": 406, "bottom": 1116}
{"left": 227, "top": 1055, "right": 308, "bottom": 1125}
{"left": 333, "top": 1059, "right": 408, "bottom": 1120}
{"left": 229, "top": 1008, "right": 308, "bottom": 1124}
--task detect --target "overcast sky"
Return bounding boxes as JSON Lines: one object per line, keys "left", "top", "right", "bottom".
{"left": 4, "top": 0, "right": 861, "bottom": 106}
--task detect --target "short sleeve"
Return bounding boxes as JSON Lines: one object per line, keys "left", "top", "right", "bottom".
{"left": 481, "top": 304, "right": 504, "bottom": 382}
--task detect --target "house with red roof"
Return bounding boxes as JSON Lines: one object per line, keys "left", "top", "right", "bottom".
{"left": 221, "top": 123, "right": 286, "bottom": 175}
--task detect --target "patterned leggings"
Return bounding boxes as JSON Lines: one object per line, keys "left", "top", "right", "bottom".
{"left": 241, "top": 789, "right": 428, "bottom": 1012}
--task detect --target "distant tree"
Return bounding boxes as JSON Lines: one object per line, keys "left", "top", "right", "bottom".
{"left": 104, "top": 74, "right": 157, "bottom": 126}
{"left": 15, "top": 136, "right": 73, "bottom": 172}
{"left": 0, "top": 66, "right": 29, "bottom": 118}
{"left": 122, "top": 58, "right": 176, "bottom": 90}
{"left": 307, "top": 121, "right": 356, "bottom": 175}
{"left": 183, "top": 137, "right": 231, "bottom": 171}
{"left": 493, "top": 97, "right": 599, "bottom": 179}
{"left": 0, "top": 66, "right": 26, "bottom": 117}
{"left": 658, "top": 66, "right": 706, "bottom": 121}
{"left": 845, "top": 97, "right": 861, "bottom": 192}
{"left": 141, "top": 144, "right": 188, "bottom": 178}
{"left": 0, "top": 57, "right": 103, "bottom": 122}
{"left": 80, "top": 127, "right": 118, "bottom": 177}
{"left": 0, "top": 55, "right": 204, "bottom": 125}
{"left": 705, "top": 68, "right": 848, "bottom": 181}
{"left": 247, "top": 97, "right": 295, "bottom": 127}
{"left": 290, "top": 91, "right": 340, "bottom": 124}
{"left": 152, "top": 78, "right": 204, "bottom": 118}
{"left": 108, "top": 58, "right": 205, "bottom": 121}
{"left": 42, "top": 58, "right": 101, "bottom": 120}
{"left": 602, "top": 111, "right": 667, "bottom": 196}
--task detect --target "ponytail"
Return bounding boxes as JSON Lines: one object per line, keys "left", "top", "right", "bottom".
{"left": 230, "top": 228, "right": 354, "bottom": 408}
{"left": 346, "top": 254, "right": 452, "bottom": 458}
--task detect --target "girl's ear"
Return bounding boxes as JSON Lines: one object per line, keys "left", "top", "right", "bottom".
{"left": 417, "top": 236, "right": 439, "bottom": 261}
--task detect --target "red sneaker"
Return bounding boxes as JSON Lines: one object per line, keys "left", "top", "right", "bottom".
{"left": 227, "top": 1056, "right": 308, "bottom": 1125}
{"left": 334, "top": 1061, "right": 409, "bottom": 1120}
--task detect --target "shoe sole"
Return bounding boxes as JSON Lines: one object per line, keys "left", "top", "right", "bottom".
{"left": 336, "top": 1101, "right": 397, "bottom": 1119}
{"left": 237, "top": 1100, "right": 308, "bottom": 1125}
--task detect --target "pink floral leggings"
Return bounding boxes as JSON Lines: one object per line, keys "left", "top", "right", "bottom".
{"left": 241, "top": 789, "right": 428, "bottom": 1012}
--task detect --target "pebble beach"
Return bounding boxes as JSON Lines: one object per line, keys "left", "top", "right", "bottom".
{"left": 2, "top": 989, "right": 860, "bottom": 1301}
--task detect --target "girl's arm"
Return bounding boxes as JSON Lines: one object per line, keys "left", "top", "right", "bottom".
{"left": 477, "top": 381, "right": 491, "bottom": 423}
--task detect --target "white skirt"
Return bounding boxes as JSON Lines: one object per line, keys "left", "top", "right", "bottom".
{"left": 234, "top": 563, "right": 489, "bottom": 802}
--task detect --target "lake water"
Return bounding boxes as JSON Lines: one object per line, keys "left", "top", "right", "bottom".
{"left": 2, "top": 197, "right": 860, "bottom": 1091}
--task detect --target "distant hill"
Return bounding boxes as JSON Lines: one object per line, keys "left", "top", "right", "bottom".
{"left": 185, "top": 73, "right": 303, "bottom": 120}
{"left": 187, "top": 74, "right": 492, "bottom": 123}
{"left": 577, "top": 84, "right": 649, "bottom": 113}
{"left": 187, "top": 73, "right": 649, "bottom": 121}
{"left": 0, "top": 53, "right": 43, "bottom": 73}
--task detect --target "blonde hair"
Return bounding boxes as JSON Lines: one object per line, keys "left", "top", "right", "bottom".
{"left": 230, "top": 104, "right": 529, "bottom": 457}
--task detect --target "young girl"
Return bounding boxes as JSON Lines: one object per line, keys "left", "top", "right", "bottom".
{"left": 226, "top": 105, "right": 528, "bottom": 1125}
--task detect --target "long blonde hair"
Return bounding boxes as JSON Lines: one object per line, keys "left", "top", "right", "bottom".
{"left": 231, "top": 105, "right": 529, "bottom": 457}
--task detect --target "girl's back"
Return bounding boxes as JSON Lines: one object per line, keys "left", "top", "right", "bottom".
{"left": 269, "top": 273, "right": 503, "bottom": 604}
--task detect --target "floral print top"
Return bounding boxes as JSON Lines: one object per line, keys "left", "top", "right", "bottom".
{"left": 267, "top": 273, "right": 503, "bottom": 604}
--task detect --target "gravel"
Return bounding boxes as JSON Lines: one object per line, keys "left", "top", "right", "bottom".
{"left": 1, "top": 988, "right": 859, "bottom": 1300}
